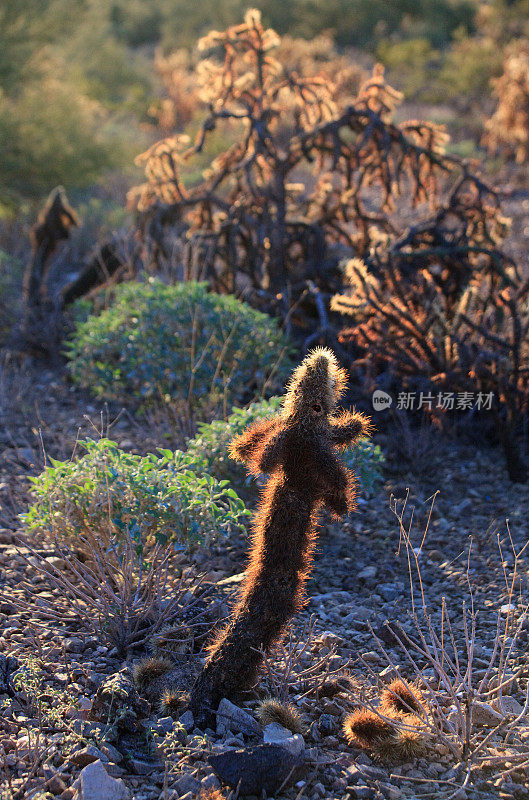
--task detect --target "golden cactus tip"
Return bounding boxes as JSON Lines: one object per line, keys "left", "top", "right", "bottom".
{"left": 257, "top": 698, "right": 305, "bottom": 734}
{"left": 380, "top": 679, "right": 423, "bottom": 716}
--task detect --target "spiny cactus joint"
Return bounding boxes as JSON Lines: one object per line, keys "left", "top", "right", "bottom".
{"left": 257, "top": 698, "right": 305, "bottom": 734}
{"left": 380, "top": 679, "right": 423, "bottom": 716}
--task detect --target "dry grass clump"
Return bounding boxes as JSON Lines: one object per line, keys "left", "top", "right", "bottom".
{"left": 256, "top": 698, "right": 305, "bottom": 734}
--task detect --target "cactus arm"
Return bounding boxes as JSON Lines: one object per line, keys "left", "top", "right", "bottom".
{"left": 329, "top": 410, "right": 373, "bottom": 447}
{"left": 310, "top": 440, "right": 356, "bottom": 517}
{"left": 255, "top": 430, "right": 287, "bottom": 474}
{"left": 228, "top": 417, "right": 281, "bottom": 465}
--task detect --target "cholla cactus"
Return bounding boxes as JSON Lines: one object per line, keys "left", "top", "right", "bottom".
{"left": 189, "top": 348, "right": 372, "bottom": 724}
{"left": 484, "top": 40, "right": 529, "bottom": 163}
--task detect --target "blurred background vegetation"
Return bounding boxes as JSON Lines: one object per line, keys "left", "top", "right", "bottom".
{"left": 2, "top": 0, "right": 525, "bottom": 216}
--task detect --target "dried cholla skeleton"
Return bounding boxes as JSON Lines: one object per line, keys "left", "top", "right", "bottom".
{"left": 333, "top": 262, "right": 529, "bottom": 482}
{"left": 131, "top": 9, "right": 455, "bottom": 316}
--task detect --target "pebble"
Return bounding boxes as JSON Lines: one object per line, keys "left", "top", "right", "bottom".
{"left": 75, "top": 760, "right": 130, "bottom": 800}
{"left": 216, "top": 698, "right": 261, "bottom": 736}
{"left": 263, "top": 723, "right": 305, "bottom": 757}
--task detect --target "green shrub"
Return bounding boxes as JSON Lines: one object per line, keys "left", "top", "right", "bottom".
{"left": 67, "top": 280, "right": 294, "bottom": 417}
{"left": 23, "top": 438, "right": 249, "bottom": 553}
{"left": 186, "top": 397, "right": 385, "bottom": 498}
{"left": 186, "top": 397, "right": 282, "bottom": 496}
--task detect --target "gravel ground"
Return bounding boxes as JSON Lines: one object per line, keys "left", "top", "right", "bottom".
{"left": 1, "top": 364, "right": 528, "bottom": 800}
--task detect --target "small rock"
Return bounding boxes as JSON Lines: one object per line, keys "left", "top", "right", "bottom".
{"left": 362, "top": 651, "right": 381, "bottom": 664}
{"left": 209, "top": 744, "right": 301, "bottom": 795}
{"left": 46, "top": 556, "right": 66, "bottom": 570}
{"left": 65, "top": 637, "right": 84, "bottom": 653}
{"left": 345, "top": 765, "right": 362, "bottom": 784}
{"left": 77, "top": 760, "right": 130, "bottom": 800}
{"left": 173, "top": 773, "right": 201, "bottom": 795}
{"left": 100, "top": 743, "right": 123, "bottom": 764}
{"left": 472, "top": 702, "right": 504, "bottom": 727}
{"left": 495, "top": 696, "right": 524, "bottom": 716}
{"left": 216, "top": 698, "right": 260, "bottom": 736}
{"left": 130, "top": 758, "right": 163, "bottom": 775}
{"left": 350, "top": 786, "right": 375, "bottom": 799}
{"left": 318, "top": 713, "right": 335, "bottom": 736}
{"left": 156, "top": 716, "right": 175, "bottom": 733}
{"left": 500, "top": 604, "right": 516, "bottom": 615}
{"left": 357, "top": 566, "right": 377, "bottom": 580}
{"left": 201, "top": 773, "right": 221, "bottom": 791}
{"left": 42, "top": 766, "right": 66, "bottom": 794}
{"left": 379, "top": 584, "right": 399, "bottom": 602}
{"left": 319, "top": 631, "right": 343, "bottom": 647}
{"left": 1, "top": 654, "right": 20, "bottom": 693}
{"left": 179, "top": 710, "right": 194, "bottom": 732}
{"left": 263, "top": 723, "right": 305, "bottom": 756}
{"left": 70, "top": 745, "right": 108, "bottom": 768}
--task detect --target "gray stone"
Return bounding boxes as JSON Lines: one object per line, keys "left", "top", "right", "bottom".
{"left": 77, "top": 760, "right": 130, "bottom": 800}
{"left": 379, "top": 584, "right": 399, "bottom": 602}
{"left": 70, "top": 745, "right": 108, "bottom": 768}
{"left": 357, "top": 566, "right": 377, "bottom": 580}
{"left": 178, "top": 710, "right": 194, "bottom": 732}
{"left": 130, "top": 758, "right": 163, "bottom": 775}
{"left": 472, "top": 701, "right": 504, "bottom": 726}
{"left": 0, "top": 654, "right": 18, "bottom": 694}
{"left": 65, "top": 637, "right": 84, "bottom": 653}
{"left": 173, "top": 773, "right": 201, "bottom": 795}
{"left": 318, "top": 713, "right": 335, "bottom": 736}
{"left": 350, "top": 786, "right": 375, "bottom": 799}
{"left": 216, "top": 698, "right": 260, "bottom": 736}
{"left": 156, "top": 716, "right": 175, "bottom": 733}
{"left": 263, "top": 723, "right": 305, "bottom": 757}
{"left": 201, "top": 773, "right": 221, "bottom": 791}
{"left": 209, "top": 744, "right": 301, "bottom": 795}
{"left": 100, "top": 743, "right": 123, "bottom": 764}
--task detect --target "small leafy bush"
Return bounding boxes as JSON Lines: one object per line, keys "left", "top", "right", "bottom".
{"left": 186, "top": 397, "right": 384, "bottom": 498}
{"left": 22, "top": 439, "right": 249, "bottom": 653}
{"left": 24, "top": 438, "right": 249, "bottom": 551}
{"left": 66, "top": 280, "right": 294, "bottom": 417}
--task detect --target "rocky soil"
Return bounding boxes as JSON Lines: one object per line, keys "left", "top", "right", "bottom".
{"left": 1, "top": 363, "right": 529, "bottom": 800}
